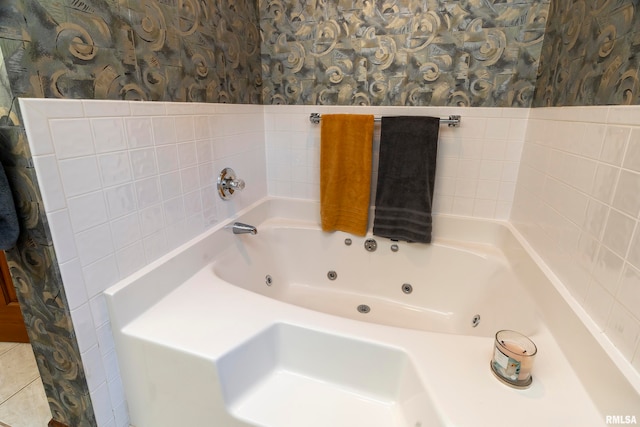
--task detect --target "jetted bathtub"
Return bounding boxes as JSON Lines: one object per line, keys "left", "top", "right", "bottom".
{"left": 105, "top": 198, "right": 640, "bottom": 427}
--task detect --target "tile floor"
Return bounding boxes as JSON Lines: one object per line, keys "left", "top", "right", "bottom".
{"left": 0, "top": 342, "right": 50, "bottom": 427}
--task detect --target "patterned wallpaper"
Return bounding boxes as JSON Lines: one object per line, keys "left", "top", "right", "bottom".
{"left": 2, "top": 0, "right": 262, "bottom": 103}
{"left": 533, "top": 0, "right": 640, "bottom": 106}
{"left": 259, "top": 0, "right": 550, "bottom": 107}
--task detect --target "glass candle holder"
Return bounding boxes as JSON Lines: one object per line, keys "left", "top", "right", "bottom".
{"left": 490, "top": 330, "right": 537, "bottom": 388}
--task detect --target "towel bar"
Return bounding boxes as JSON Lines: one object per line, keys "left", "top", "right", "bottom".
{"left": 309, "top": 113, "right": 461, "bottom": 127}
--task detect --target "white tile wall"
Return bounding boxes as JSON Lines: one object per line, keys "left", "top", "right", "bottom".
{"left": 19, "top": 98, "right": 267, "bottom": 427}
{"left": 512, "top": 106, "right": 640, "bottom": 376}
{"left": 264, "top": 105, "right": 528, "bottom": 220}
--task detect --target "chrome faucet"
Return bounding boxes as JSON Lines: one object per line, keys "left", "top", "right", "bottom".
{"left": 232, "top": 222, "right": 257, "bottom": 235}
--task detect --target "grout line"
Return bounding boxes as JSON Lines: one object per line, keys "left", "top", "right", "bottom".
{"left": 0, "top": 344, "right": 42, "bottom": 406}
{"left": 0, "top": 375, "right": 41, "bottom": 407}
{"left": 0, "top": 344, "right": 18, "bottom": 357}
{"left": 0, "top": 375, "right": 44, "bottom": 407}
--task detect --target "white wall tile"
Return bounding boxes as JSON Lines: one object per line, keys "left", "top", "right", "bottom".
{"left": 159, "top": 171, "right": 182, "bottom": 200}
{"left": 46, "top": 210, "right": 78, "bottom": 264}
{"left": 198, "top": 162, "right": 215, "bottom": 188}
{"left": 623, "top": 129, "right": 640, "bottom": 172}
{"left": 592, "top": 246, "right": 625, "bottom": 294}
{"left": 156, "top": 145, "right": 179, "bottom": 173}
{"left": 579, "top": 123, "right": 606, "bottom": 159}
{"left": 68, "top": 192, "right": 109, "bottom": 233}
{"left": 32, "top": 155, "right": 66, "bottom": 212}
{"left": 75, "top": 224, "right": 115, "bottom": 267}
{"left": 58, "top": 259, "right": 89, "bottom": 311}
{"left": 89, "top": 295, "right": 110, "bottom": 331}
{"left": 513, "top": 105, "right": 640, "bottom": 375}
{"left": 452, "top": 196, "right": 474, "bottom": 216}
{"left": 472, "top": 199, "right": 496, "bottom": 218}
{"left": 175, "top": 116, "right": 195, "bottom": 142}
{"left": 619, "top": 265, "right": 640, "bottom": 321}
{"left": 165, "top": 219, "right": 187, "bottom": 248}
{"left": 583, "top": 280, "right": 613, "bottom": 330}
{"left": 143, "top": 230, "right": 167, "bottom": 262}
{"left": 138, "top": 204, "right": 164, "bottom": 237}
{"left": 591, "top": 163, "right": 620, "bottom": 204}
{"left": 98, "top": 152, "right": 133, "bottom": 187}
{"left": 135, "top": 177, "right": 161, "bottom": 209}
{"left": 178, "top": 142, "right": 197, "bottom": 167}
{"left": 71, "top": 304, "right": 97, "bottom": 354}
{"left": 50, "top": 119, "right": 94, "bottom": 159}
{"left": 583, "top": 199, "right": 608, "bottom": 239}
{"left": 104, "top": 183, "right": 137, "bottom": 219}
{"left": 114, "top": 401, "right": 129, "bottom": 427}
{"left": 196, "top": 139, "right": 213, "bottom": 163}
{"left": 601, "top": 126, "right": 630, "bottom": 166}
{"left": 59, "top": 157, "right": 102, "bottom": 198}
{"left": 180, "top": 167, "right": 199, "bottom": 193}
{"left": 83, "top": 100, "right": 130, "bottom": 118}
{"left": 612, "top": 170, "right": 640, "bottom": 217}
{"left": 103, "top": 350, "right": 121, "bottom": 383}
{"left": 194, "top": 116, "right": 211, "bottom": 140}
{"left": 602, "top": 209, "right": 635, "bottom": 258}
{"left": 609, "top": 107, "right": 640, "bottom": 126}
{"left": 82, "top": 255, "right": 119, "bottom": 298}
{"left": 152, "top": 116, "right": 176, "bottom": 145}
{"left": 163, "top": 197, "right": 185, "bottom": 225}
{"left": 606, "top": 303, "right": 640, "bottom": 360}
{"left": 129, "top": 101, "right": 165, "bottom": 116}
{"left": 110, "top": 213, "right": 141, "bottom": 250}
{"left": 107, "top": 376, "right": 126, "bottom": 409}
{"left": 130, "top": 148, "right": 157, "bottom": 179}
{"left": 125, "top": 117, "right": 153, "bottom": 148}
{"left": 91, "top": 118, "right": 127, "bottom": 154}
{"left": 96, "top": 322, "right": 116, "bottom": 355}
{"left": 88, "top": 377, "right": 112, "bottom": 426}
{"left": 184, "top": 191, "right": 203, "bottom": 217}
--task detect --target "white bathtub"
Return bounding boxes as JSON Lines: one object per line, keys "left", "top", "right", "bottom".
{"left": 105, "top": 198, "right": 640, "bottom": 427}
{"left": 213, "top": 217, "right": 539, "bottom": 337}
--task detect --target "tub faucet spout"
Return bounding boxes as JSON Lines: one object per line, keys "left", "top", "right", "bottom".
{"left": 232, "top": 222, "right": 257, "bottom": 235}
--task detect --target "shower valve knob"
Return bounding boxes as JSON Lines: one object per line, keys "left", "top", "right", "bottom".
{"left": 217, "top": 167, "right": 246, "bottom": 200}
{"left": 227, "top": 178, "right": 245, "bottom": 190}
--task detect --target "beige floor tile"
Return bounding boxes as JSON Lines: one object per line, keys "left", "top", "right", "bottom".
{"left": 0, "top": 344, "right": 17, "bottom": 358}
{"left": 0, "top": 345, "right": 40, "bottom": 404}
{"left": 0, "top": 378, "right": 50, "bottom": 427}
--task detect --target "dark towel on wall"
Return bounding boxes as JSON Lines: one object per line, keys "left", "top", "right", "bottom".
{"left": 373, "top": 116, "right": 439, "bottom": 243}
{"left": 0, "top": 162, "right": 19, "bottom": 250}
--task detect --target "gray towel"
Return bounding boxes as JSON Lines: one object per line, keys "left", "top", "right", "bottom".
{"left": 0, "top": 162, "right": 19, "bottom": 250}
{"left": 373, "top": 116, "right": 439, "bottom": 243}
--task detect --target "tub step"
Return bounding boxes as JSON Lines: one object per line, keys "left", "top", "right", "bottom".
{"left": 217, "top": 323, "right": 442, "bottom": 427}
{"left": 230, "top": 369, "right": 407, "bottom": 427}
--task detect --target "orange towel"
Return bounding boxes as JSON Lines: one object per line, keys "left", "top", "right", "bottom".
{"left": 320, "top": 114, "right": 374, "bottom": 236}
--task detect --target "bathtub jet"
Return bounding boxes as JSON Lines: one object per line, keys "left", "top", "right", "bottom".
{"left": 232, "top": 222, "right": 258, "bottom": 235}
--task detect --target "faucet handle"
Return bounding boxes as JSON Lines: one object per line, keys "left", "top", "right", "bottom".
{"left": 229, "top": 178, "right": 245, "bottom": 191}
{"left": 217, "top": 167, "right": 245, "bottom": 200}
